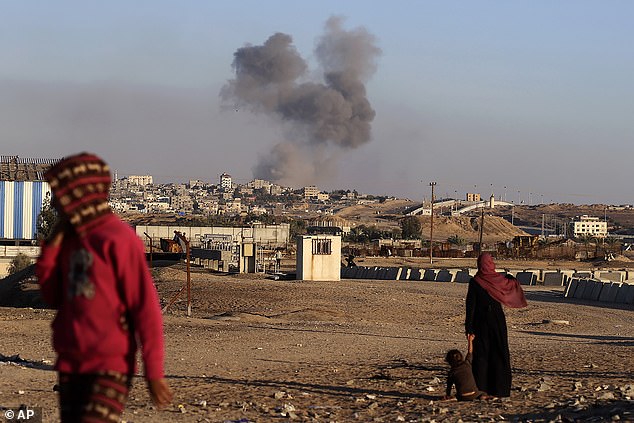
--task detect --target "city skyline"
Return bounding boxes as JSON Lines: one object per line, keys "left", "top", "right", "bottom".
{"left": 2, "top": 1, "right": 632, "bottom": 205}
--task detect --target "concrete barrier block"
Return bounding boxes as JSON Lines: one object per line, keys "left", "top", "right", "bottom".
{"left": 346, "top": 267, "right": 358, "bottom": 279}
{"left": 422, "top": 269, "right": 436, "bottom": 281}
{"left": 435, "top": 269, "right": 455, "bottom": 282}
{"left": 573, "top": 272, "right": 593, "bottom": 279}
{"left": 384, "top": 267, "right": 400, "bottom": 280}
{"left": 624, "top": 283, "right": 634, "bottom": 304}
{"left": 367, "top": 267, "right": 380, "bottom": 279}
{"left": 565, "top": 278, "right": 579, "bottom": 298}
{"left": 348, "top": 267, "right": 360, "bottom": 278}
{"left": 454, "top": 269, "right": 472, "bottom": 283}
{"left": 574, "top": 279, "right": 589, "bottom": 299}
{"left": 614, "top": 283, "right": 628, "bottom": 303}
{"left": 607, "top": 282, "right": 622, "bottom": 302}
{"left": 398, "top": 268, "right": 411, "bottom": 280}
{"left": 599, "top": 282, "right": 614, "bottom": 302}
{"left": 503, "top": 269, "right": 517, "bottom": 278}
{"left": 543, "top": 272, "right": 566, "bottom": 287}
{"left": 376, "top": 267, "right": 387, "bottom": 279}
{"left": 516, "top": 271, "right": 537, "bottom": 286}
{"left": 560, "top": 270, "right": 575, "bottom": 279}
{"left": 357, "top": 266, "right": 370, "bottom": 279}
{"left": 524, "top": 269, "right": 543, "bottom": 281}
{"left": 580, "top": 281, "right": 596, "bottom": 300}
{"left": 341, "top": 267, "right": 355, "bottom": 278}
{"left": 409, "top": 268, "right": 422, "bottom": 280}
{"left": 589, "top": 281, "right": 604, "bottom": 301}
{"left": 598, "top": 271, "right": 625, "bottom": 283}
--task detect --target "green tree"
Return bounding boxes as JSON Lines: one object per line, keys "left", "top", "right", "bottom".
{"left": 8, "top": 253, "right": 32, "bottom": 275}
{"left": 36, "top": 193, "right": 57, "bottom": 241}
{"left": 447, "top": 234, "right": 466, "bottom": 247}
{"left": 400, "top": 216, "right": 421, "bottom": 240}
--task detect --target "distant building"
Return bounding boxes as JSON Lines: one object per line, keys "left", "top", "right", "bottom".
{"left": 309, "top": 216, "right": 351, "bottom": 234}
{"left": 303, "top": 186, "right": 320, "bottom": 199}
{"left": 128, "top": 175, "right": 153, "bottom": 186}
{"left": 189, "top": 179, "right": 205, "bottom": 188}
{"left": 170, "top": 195, "right": 194, "bottom": 213}
{"left": 466, "top": 193, "right": 481, "bottom": 202}
{"left": 317, "top": 192, "right": 330, "bottom": 202}
{"left": 220, "top": 173, "right": 232, "bottom": 190}
{"left": 572, "top": 215, "right": 607, "bottom": 238}
{"left": 248, "top": 179, "right": 272, "bottom": 190}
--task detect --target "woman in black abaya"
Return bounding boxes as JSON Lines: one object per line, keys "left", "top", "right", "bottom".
{"left": 465, "top": 253, "right": 527, "bottom": 397}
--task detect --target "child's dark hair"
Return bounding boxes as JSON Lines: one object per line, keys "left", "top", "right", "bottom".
{"left": 445, "top": 349, "right": 463, "bottom": 367}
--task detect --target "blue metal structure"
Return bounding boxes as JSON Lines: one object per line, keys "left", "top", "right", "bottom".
{"left": 0, "top": 181, "right": 51, "bottom": 240}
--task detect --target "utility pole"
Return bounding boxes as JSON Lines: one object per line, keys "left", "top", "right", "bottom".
{"left": 478, "top": 205, "right": 485, "bottom": 254}
{"left": 429, "top": 181, "right": 436, "bottom": 264}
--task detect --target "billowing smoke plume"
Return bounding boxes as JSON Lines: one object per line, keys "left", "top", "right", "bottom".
{"left": 221, "top": 16, "right": 381, "bottom": 186}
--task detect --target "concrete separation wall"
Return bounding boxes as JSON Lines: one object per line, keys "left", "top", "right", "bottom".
{"left": 565, "top": 279, "right": 634, "bottom": 305}
{"left": 435, "top": 269, "right": 455, "bottom": 282}
{"left": 409, "top": 268, "right": 422, "bottom": 280}
{"left": 340, "top": 267, "right": 634, "bottom": 306}
{"left": 423, "top": 269, "right": 436, "bottom": 281}
{"left": 454, "top": 270, "right": 472, "bottom": 283}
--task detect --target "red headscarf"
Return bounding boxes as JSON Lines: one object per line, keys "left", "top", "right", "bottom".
{"left": 474, "top": 253, "right": 527, "bottom": 308}
{"left": 45, "top": 152, "right": 112, "bottom": 236}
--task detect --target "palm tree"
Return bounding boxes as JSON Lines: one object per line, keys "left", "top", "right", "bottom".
{"left": 577, "top": 234, "right": 593, "bottom": 259}
{"left": 604, "top": 236, "right": 621, "bottom": 257}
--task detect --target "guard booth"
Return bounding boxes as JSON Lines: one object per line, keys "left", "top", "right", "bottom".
{"left": 240, "top": 242, "right": 257, "bottom": 273}
{"left": 296, "top": 235, "right": 341, "bottom": 281}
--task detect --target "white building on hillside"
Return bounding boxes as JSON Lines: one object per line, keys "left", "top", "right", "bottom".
{"left": 303, "top": 186, "right": 319, "bottom": 199}
{"left": 128, "top": 175, "right": 153, "bottom": 186}
{"left": 220, "top": 173, "right": 232, "bottom": 190}
{"left": 572, "top": 215, "right": 607, "bottom": 238}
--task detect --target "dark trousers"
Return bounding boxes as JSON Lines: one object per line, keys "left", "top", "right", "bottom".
{"left": 58, "top": 371, "right": 131, "bottom": 423}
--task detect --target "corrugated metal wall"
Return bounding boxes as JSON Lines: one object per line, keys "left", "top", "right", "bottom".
{"left": 0, "top": 181, "right": 51, "bottom": 240}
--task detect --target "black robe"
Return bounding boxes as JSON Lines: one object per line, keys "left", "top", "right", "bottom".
{"left": 465, "top": 278, "right": 512, "bottom": 397}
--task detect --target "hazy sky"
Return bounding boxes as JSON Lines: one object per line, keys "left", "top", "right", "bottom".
{"left": 2, "top": 1, "right": 632, "bottom": 205}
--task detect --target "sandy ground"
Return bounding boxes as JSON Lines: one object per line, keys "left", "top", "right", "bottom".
{"left": 0, "top": 265, "right": 633, "bottom": 423}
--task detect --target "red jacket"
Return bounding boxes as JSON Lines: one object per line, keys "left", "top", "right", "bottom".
{"left": 36, "top": 214, "right": 165, "bottom": 380}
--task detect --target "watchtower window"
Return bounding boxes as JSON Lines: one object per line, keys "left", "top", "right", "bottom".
{"left": 312, "top": 238, "right": 332, "bottom": 255}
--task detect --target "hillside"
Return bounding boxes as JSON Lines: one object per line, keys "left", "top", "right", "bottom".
{"left": 416, "top": 215, "right": 529, "bottom": 243}
{"left": 334, "top": 201, "right": 529, "bottom": 242}
{"left": 490, "top": 204, "right": 634, "bottom": 236}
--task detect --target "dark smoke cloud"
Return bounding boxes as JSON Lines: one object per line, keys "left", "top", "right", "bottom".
{"left": 221, "top": 16, "right": 381, "bottom": 186}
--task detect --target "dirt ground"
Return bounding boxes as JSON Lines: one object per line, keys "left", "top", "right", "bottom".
{"left": 0, "top": 263, "right": 633, "bottom": 422}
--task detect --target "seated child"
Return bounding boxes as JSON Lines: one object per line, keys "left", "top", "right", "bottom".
{"left": 442, "top": 334, "right": 487, "bottom": 401}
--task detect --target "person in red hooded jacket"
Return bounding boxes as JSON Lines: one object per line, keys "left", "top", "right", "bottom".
{"left": 465, "top": 252, "right": 527, "bottom": 398}
{"left": 36, "top": 153, "right": 172, "bottom": 422}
